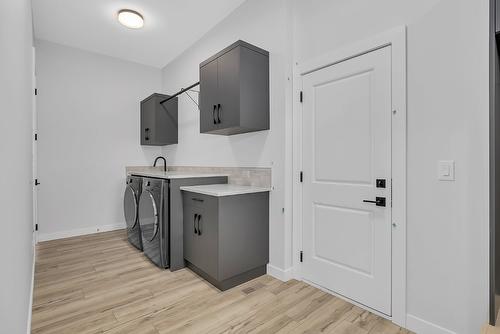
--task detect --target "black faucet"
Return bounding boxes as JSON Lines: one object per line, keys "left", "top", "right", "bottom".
{"left": 153, "top": 156, "right": 167, "bottom": 172}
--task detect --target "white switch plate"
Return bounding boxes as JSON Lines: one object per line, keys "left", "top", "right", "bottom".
{"left": 438, "top": 160, "right": 455, "bottom": 181}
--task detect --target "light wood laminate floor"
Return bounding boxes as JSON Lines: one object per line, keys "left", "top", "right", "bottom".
{"left": 32, "top": 230, "right": 411, "bottom": 334}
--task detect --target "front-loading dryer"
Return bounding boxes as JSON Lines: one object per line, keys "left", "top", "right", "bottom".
{"left": 123, "top": 175, "right": 143, "bottom": 250}
{"left": 138, "top": 177, "right": 169, "bottom": 268}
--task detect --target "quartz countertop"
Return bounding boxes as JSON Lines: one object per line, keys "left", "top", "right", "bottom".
{"left": 128, "top": 170, "right": 229, "bottom": 179}
{"left": 180, "top": 184, "right": 270, "bottom": 197}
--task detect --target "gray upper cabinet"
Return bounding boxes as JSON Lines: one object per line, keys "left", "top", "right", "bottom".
{"left": 199, "top": 59, "right": 219, "bottom": 133}
{"left": 497, "top": 0, "right": 500, "bottom": 33}
{"left": 199, "top": 40, "right": 269, "bottom": 135}
{"left": 140, "top": 93, "right": 178, "bottom": 146}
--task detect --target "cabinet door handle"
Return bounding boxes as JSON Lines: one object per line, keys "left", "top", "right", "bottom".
{"left": 213, "top": 105, "right": 217, "bottom": 124}
{"left": 197, "top": 214, "right": 202, "bottom": 236}
{"left": 145, "top": 128, "right": 150, "bottom": 132}
{"left": 194, "top": 214, "right": 198, "bottom": 234}
{"left": 192, "top": 198, "right": 204, "bottom": 202}
{"left": 217, "top": 104, "right": 221, "bottom": 124}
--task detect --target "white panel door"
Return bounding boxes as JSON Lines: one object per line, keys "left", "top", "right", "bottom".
{"left": 302, "top": 46, "right": 392, "bottom": 315}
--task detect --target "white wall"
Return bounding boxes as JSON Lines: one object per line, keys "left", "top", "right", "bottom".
{"left": 160, "top": 0, "right": 292, "bottom": 270}
{"left": 161, "top": 0, "right": 489, "bottom": 333}
{"left": 293, "top": 0, "right": 489, "bottom": 333}
{"left": 35, "top": 40, "right": 163, "bottom": 239}
{"left": 0, "top": 0, "right": 34, "bottom": 332}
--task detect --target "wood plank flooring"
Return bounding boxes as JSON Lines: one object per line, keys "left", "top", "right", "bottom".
{"left": 32, "top": 230, "right": 412, "bottom": 334}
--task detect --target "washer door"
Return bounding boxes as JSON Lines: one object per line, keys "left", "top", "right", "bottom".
{"left": 139, "top": 190, "right": 159, "bottom": 242}
{"left": 123, "top": 186, "right": 138, "bottom": 230}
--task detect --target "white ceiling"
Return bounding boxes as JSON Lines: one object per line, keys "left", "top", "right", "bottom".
{"left": 32, "top": 0, "right": 247, "bottom": 68}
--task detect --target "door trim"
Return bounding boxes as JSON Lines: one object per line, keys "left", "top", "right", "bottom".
{"left": 292, "top": 26, "right": 407, "bottom": 327}
{"left": 32, "top": 45, "right": 38, "bottom": 245}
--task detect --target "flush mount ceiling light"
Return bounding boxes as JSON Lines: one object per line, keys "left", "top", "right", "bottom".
{"left": 117, "top": 9, "right": 144, "bottom": 29}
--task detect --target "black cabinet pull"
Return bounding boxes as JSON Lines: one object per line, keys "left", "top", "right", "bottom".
{"left": 192, "top": 198, "right": 204, "bottom": 202}
{"left": 197, "top": 214, "right": 202, "bottom": 235}
{"left": 145, "top": 128, "right": 150, "bottom": 132}
{"left": 213, "top": 105, "right": 217, "bottom": 124}
{"left": 145, "top": 137, "right": 150, "bottom": 141}
{"left": 194, "top": 214, "right": 198, "bottom": 234}
{"left": 363, "top": 197, "right": 386, "bottom": 207}
{"left": 217, "top": 104, "right": 221, "bottom": 124}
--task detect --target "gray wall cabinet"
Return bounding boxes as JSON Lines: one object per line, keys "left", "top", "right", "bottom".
{"left": 182, "top": 190, "right": 269, "bottom": 290}
{"left": 497, "top": 0, "right": 500, "bottom": 33}
{"left": 140, "top": 93, "right": 178, "bottom": 146}
{"left": 199, "top": 40, "right": 270, "bottom": 135}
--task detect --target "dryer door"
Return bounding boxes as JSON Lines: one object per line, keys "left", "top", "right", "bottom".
{"left": 123, "top": 185, "right": 138, "bottom": 230}
{"left": 139, "top": 190, "right": 159, "bottom": 242}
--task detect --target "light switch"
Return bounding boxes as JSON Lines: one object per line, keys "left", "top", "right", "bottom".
{"left": 438, "top": 160, "right": 455, "bottom": 181}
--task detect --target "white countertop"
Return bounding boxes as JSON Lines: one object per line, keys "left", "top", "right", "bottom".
{"left": 128, "top": 170, "right": 229, "bottom": 179}
{"left": 180, "top": 184, "right": 270, "bottom": 197}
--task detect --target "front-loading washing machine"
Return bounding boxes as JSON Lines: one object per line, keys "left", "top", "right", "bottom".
{"left": 123, "top": 175, "right": 143, "bottom": 250}
{"left": 138, "top": 177, "right": 169, "bottom": 268}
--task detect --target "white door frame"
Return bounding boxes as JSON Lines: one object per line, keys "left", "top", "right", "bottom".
{"left": 32, "top": 46, "right": 38, "bottom": 245}
{"left": 292, "top": 26, "right": 407, "bottom": 327}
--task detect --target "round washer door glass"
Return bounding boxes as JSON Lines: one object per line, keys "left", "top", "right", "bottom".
{"left": 138, "top": 190, "right": 158, "bottom": 242}
{"left": 123, "top": 186, "right": 138, "bottom": 230}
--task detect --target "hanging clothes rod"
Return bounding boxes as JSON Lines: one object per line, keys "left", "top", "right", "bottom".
{"left": 159, "top": 82, "right": 200, "bottom": 105}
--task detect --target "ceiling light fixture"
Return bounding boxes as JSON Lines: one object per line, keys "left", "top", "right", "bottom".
{"left": 117, "top": 9, "right": 144, "bottom": 29}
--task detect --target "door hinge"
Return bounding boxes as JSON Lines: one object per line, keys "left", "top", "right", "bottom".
{"left": 34, "top": 179, "right": 40, "bottom": 186}
{"left": 34, "top": 133, "right": 38, "bottom": 141}
{"left": 299, "top": 91, "right": 303, "bottom": 103}
{"left": 35, "top": 88, "right": 38, "bottom": 96}
{"left": 300, "top": 171, "right": 303, "bottom": 183}
{"left": 35, "top": 224, "right": 38, "bottom": 231}
{"left": 300, "top": 251, "right": 303, "bottom": 262}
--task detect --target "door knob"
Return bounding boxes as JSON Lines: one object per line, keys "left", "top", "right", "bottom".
{"left": 363, "top": 197, "right": 386, "bottom": 207}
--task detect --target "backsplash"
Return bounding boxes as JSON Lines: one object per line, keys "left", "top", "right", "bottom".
{"left": 125, "top": 165, "right": 272, "bottom": 189}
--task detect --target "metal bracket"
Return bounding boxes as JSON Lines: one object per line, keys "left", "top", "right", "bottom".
{"left": 159, "top": 81, "right": 200, "bottom": 110}
{"left": 184, "top": 90, "right": 200, "bottom": 111}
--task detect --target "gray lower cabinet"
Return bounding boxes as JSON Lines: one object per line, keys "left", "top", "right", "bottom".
{"left": 182, "top": 190, "right": 269, "bottom": 290}
{"left": 168, "top": 177, "right": 228, "bottom": 271}
{"left": 199, "top": 40, "right": 269, "bottom": 136}
{"left": 140, "top": 93, "right": 178, "bottom": 146}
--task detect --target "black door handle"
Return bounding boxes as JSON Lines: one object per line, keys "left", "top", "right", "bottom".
{"left": 363, "top": 197, "right": 386, "bottom": 207}
{"left": 197, "top": 214, "right": 202, "bottom": 235}
{"left": 217, "top": 104, "right": 221, "bottom": 124}
{"left": 194, "top": 214, "right": 198, "bottom": 234}
{"left": 213, "top": 105, "right": 217, "bottom": 124}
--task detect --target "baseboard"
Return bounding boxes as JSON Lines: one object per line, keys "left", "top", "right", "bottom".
{"left": 26, "top": 241, "right": 35, "bottom": 334}
{"left": 406, "top": 314, "right": 456, "bottom": 334}
{"left": 38, "top": 223, "right": 125, "bottom": 242}
{"left": 266, "top": 264, "right": 293, "bottom": 282}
